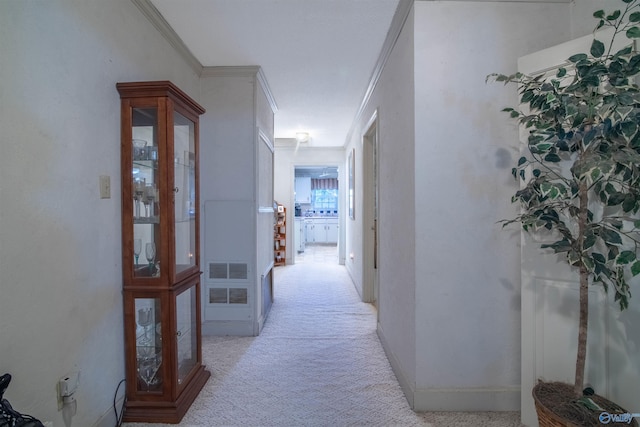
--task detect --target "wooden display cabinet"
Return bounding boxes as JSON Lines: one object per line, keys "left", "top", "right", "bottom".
{"left": 117, "top": 81, "right": 210, "bottom": 423}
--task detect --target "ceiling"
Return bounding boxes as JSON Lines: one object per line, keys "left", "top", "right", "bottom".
{"left": 295, "top": 166, "right": 339, "bottom": 179}
{"left": 147, "top": 0, "right": 401, "bottom": 148}
{"left": 144, "top": 0, "right": 570, "bottom": 147}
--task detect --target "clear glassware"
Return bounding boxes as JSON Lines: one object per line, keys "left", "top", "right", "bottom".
{"left": 145, "top": 184, "right": 156, "bottom": 219}
{"left": 133, "top": 239, "right": 142, "bottom": 266}
{"left": 133, "top": 138, "right": 147, "bottom": 160}
{"left": 134, "top": 178, "right": 146, "bottom": 218}
{"left": 145, "top": 242, "right": 156, "bottom": 276}
{"left": 137, "top": 307, "right": 152, "bottom": 346}
{"left": 137, "top": 351, "right": 162, "bottom": 391}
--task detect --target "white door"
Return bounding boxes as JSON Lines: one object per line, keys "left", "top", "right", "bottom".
{"left": 518, "top": 28, "right": 638, "bottom": 427}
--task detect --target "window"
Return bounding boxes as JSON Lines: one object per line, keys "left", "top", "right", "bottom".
{"left": 311, "top": 188, "right": 338, "bottom": 212}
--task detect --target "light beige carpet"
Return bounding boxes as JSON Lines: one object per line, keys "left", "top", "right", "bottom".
{"left": 123, "top": 256, "right": 522, "bottom": 426}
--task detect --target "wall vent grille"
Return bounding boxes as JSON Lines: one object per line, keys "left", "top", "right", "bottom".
{"left": 209, "top": 263, "right": 228, "bottom": 279}
{"left": 208, "top": 262, "right": 249, "bottom": 281}
{"left": 208, "top": 287, "right": 248, "bottom": 305}
{"left": 229, "top": 263, "right": 248, "bottom": 280}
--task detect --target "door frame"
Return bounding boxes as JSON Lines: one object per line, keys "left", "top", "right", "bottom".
{"left": 292, "top": 163, "right": 342, "bottom": 264}
{"left": 362, "top": 110, "right": 379, "bottom": 305}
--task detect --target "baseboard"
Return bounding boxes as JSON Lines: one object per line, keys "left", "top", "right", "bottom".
{"left": 377, "top": 321, "right": 415, "bottom": 408}
{"left": 377, "top": 322, "right": 520, "bottom": 412}
{"left": 202, "top": 320, "right": 256, "bottom": 336}
{"left": 413, "top": 387, "right": 521, "bottom": 412}
{"left": 94, "top": 395, "right": 125, "bottom": 427}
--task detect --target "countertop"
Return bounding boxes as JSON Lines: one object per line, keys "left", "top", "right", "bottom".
{"left": 295, "top": 216, "right": 339, "bottom": 220}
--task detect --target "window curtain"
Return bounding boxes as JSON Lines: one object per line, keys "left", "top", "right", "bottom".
{"left": 311, "top": 178, "right": 338, "bottom": 190}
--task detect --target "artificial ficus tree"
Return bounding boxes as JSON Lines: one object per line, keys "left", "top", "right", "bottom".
{"left": 489, "top": 0, "right": 640, "bottom": 397}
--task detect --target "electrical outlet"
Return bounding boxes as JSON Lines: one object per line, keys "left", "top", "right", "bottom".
{"left": 99, "top": 175, "right": 111, "bottom": 199}
{"left": 57, "top": 371, "right": 80, "bottom": 410}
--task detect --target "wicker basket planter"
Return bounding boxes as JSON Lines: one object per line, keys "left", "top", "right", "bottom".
{"left": 533, "top": 382, "right": 638, "bottom": 427}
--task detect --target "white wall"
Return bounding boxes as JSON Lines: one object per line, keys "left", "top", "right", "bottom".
{"left": 570, "top": 0, "right": 626, "bottom": 38}
{"left": 199, "top": 69, "right": 276, "bottom": 336}
{"left": 0, "top": 1, "right": 200, "bottom": 426}
{"left": 274, "top": 143, "right": 346, "bottom": 265}
{"left": 343, "top": 3, "right": 418, "bottom": 404}
{"left": 411, "top": 1, "right": 571, "bottom": 411}
{"left": 344, "top": 0, "right": 573, "bottom": 412}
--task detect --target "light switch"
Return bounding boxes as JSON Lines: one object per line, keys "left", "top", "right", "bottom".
{"left": 99, "top": 175, "right": 111, "bottom": 199}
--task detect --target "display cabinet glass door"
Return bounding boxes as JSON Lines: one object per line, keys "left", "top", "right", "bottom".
{"left": 176, "top": 284, "right": 197, "bottom": 387}
{"left": 135, "top": 297, "right": 163, "bottom": 393}
{"left": 173, "top": 111, "right": 196, "bottom": 275}
{"left": 132, "top": 107, "right": 160, "bottom": 279}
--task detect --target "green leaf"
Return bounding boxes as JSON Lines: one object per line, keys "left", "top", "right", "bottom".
{"left": 521, "top": 90, "right": 534, "bottom": 103}
{"left": 583, "top": 233, "right": 597, "bottom": 250}
{"left": 626, "top": 26, "right": 640, "bottom": 38}
{"left": 607, "top": 10, "right": 621, "bottom": 21}
{"left": 608, "top": 192, "right": 626, "bottom": 206}
{"left": 593, "top": 252, "right": 606, "bottom": 264}
{"left": 568, "top": 53, "right": 588, "bottom": 63}
{"left": 621, "top": 121, "right": 638, "bottom": 139}
{"left": 591, "top": 39, "right": 605, "bottom": 57}
{"left": 544, "top": 153, "right": 562, "bottom": 162}
{"left": 541, "top": 182, "right": 559, "bottom": 199}
{"left": 630, "top": 11, "right": 640, "bottom": 22}
{"left": 602, "top": 229, "right": 623, "bottom": 245}
{"left": 510, "top": 110, "right": 519, "bottom": 118}
{"left": 616, "top": 251, "right": 636, "bottom": 265}
{"left": 557, "top": 68, "right": 567, "bottom": 78}
{"left": 631, "top": 261, "right": 640, "bottom": 276}
{"left": 518, "top": 156, "right": 527, "bottom": 166}
{"left": 622, "top": 195, "right": 636, "bottom": 213}
{"left": 613, "top": 46, "right": 633, "bottom": 59}
{"left": 593, "top": 10, "right": 605, "bottom": 19}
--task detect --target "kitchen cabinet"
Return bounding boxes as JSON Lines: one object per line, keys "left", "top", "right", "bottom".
{"left": 295, "top": 177, "right": 311, "bottom": 203}
{"left": 117, "top": 81, "right": 209, "bottom": 423}
{"left": 305, "top": 218, "right": 338, "bottom": 244}
{"left": 325, "top": 219, "right": 339, "bottom": 243}
{"left": 294, "top": 218, "right": 305, "bottom": 253}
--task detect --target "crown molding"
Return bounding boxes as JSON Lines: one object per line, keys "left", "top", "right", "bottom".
{"left": 131, "top": 0, "right": 203, "bottom": 75}
{"left": 344, "top": 0, "right": 413, "bottom": 147}
{"left": 200, "top": 65, "right": 261, "bottom": 77}
{"left": 257, "top": 67, "right": 279, "bottom": 113}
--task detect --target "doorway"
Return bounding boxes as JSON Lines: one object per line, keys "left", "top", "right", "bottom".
{"left": 362, "top": 111, "right": 379, "bottom": 305}
{"left": 293, "top": 166, "right": 340, "bottom": 265}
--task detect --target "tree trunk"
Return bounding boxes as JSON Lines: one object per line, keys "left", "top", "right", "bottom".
{"left": 574, "top": 181, "right": 589, "bottom": 397}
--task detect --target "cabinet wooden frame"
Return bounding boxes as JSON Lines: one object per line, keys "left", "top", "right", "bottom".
{"left": 117, "top": 81, "right": 209, "bottom": 423}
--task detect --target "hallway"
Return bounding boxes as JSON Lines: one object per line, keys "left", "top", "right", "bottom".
{"left": 123, "top": 253, "right": 522, "bottom": 427}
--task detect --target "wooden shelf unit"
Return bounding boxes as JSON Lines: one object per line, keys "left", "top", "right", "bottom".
{"left": 274, "top": 204, "right": 286, "bottom": 266}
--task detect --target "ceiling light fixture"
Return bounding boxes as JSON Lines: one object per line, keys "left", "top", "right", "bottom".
{"left": 295, "top": 132, "right": 310, "bottom": 143}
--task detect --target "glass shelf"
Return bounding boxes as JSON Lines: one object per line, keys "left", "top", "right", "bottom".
{"left": 134, "top": 216, "right": 160, "bottom": 224}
